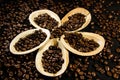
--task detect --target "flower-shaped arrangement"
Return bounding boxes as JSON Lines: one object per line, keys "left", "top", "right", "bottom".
{"left": 10, "top": 7, "right": 105, "bottom": 77}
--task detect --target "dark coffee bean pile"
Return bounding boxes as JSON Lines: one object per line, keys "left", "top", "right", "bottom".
{"left": 0, "top": 0, "right": 120, "bottom": 80}
{"left": 34, "top": 13, "right": 58, "bottom": 31}
{"left": 42, "top": 45, "right": 64, "bottom": 73}
{"left": 50, "top": 27, "right": 65, "bottom": 38}
{"left": 64, "top": 33, "right": 99, "bottom": 52}
{"left": 14, "top": 30, "right": 47, "bottom": 51}
{"left": 51, "top": 13, "right": 85, "bottom": 38}
{"left": 51, "top": 13, "right": 86, "bottom": 38}
{"left": 62, "top": 13, "right": 85, "bottom": 31}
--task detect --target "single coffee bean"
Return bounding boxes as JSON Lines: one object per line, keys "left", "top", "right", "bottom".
{"left": 106, "top": 71, "right": 112, "bottom": 77}
{"left": 0, "top": 70, "right": 3, "bottom": 76}
{"left": 78, "top": 71, "right": 84, "bottom": 75}
{"left": 25, "top": 74, "right": 29, "bottom": 79}
{"left": 91, "top": 72, "right": 96, "bottom": 77}
{"left": 116, "top": 47, "right": 120, "bottom": 53}
{"left": 113, "top": 73, "right": 119, "bottom": 79}
{"left": 105, "top": 66, "right": 110, "bottom": 71}
{"left": 80, "top": 76, "right": 85, "bottom": 79}
{"left": 9, "top": 71, "right": 13, "bottom": 77}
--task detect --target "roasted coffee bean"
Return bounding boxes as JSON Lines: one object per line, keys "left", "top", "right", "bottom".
{"left": 0, "top": 70, "right": 3, "bottom": 76}
{"left": 14, "top": 30, "right": 47, "bottom": 51}
{"left": 113, "top": 73, "right": 119, "bottom": 79}
{"left": 91, "top": 72, "right": 96, "bottom": 77}
{"left": 62, "top": 13, "right": 85, "bottom": 31}
{"left": 9, "top": 71, "right": 13, "bottom": 77}
{"left": 34, "top": 13, "right": 58, "bottom": 31}
{"left": 105, "top": 66, "right": 110, "bottom": 71}
{"left": 104, "top": 61, "right": 108, "bottom": 65}
{"left": 42, "top": 45, "right": 64, "bottom": 73}
{"left": 106, "top": 71, "right": 112, "bottom": 77}
{"left": 64, "top": 32, "right": 99, "bottom": 52}
{"left": 80, "top": 76, "right": 85, "bottom": 79}
{"left": 116, "top": 47, "right": 120, "bottom": 53}
{"left": 115, "top": 65, "right": 120, "bottom": 69}
{"left": 14, "top": 64, "right": 20, "bottom": 68}
{"left": 78, "top": 71, "right": 84, "bottom": 75}
{"left": 25, "top": 74, "right": 30, "bottom": 79}
{"left": 17, "top": 70, "right": 23, "bottom": 77}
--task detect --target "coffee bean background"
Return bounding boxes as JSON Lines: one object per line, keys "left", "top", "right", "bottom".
{"left": 0, "top": 0, "right": 120, "bottom": 80}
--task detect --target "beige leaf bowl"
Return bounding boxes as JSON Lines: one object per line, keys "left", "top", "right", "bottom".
{"left": 10, "top": 28, "right": 50, "bottom": 55}
{"left": 61, "top": 7, "right": 91, "bottom": 32}
{"left": 29, "top": 9, "right": 61, "bottom": 29}
{"left": 35, "top": 38, "right": 69, "bottom": 77}
{"left": 60, "top": 32, "right": 105, "bottom": 56}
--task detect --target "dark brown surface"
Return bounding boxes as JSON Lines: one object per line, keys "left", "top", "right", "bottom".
{"left": 0, "top": 0, "right": 120, "bottom": 80}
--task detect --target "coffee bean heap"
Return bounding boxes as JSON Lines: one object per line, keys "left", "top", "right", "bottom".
{"left": 64, "top": 33, "right": 99, "bottom": 52}
{"left": 34, "top": 13, "right": 58, "bottom": 31}
{"left": 14, "top": 30, "right": 47, "bottom": 51}
{"left": 51, "top": 13, "right": 85, "bottom": 38}
{"left": 50, "top": 27, "right": 65, "bottom": 38}
{"left": 42, "top": 46, "right": 64, "bottom": 73}
{"left": 62, "top": 13, "right": 85, "bottom": 31}
{"left": 50, "top": 13, "right": 85, "bottom": 38}
{"left": 1, "top": 0, "right": 120, "bottom": 80}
